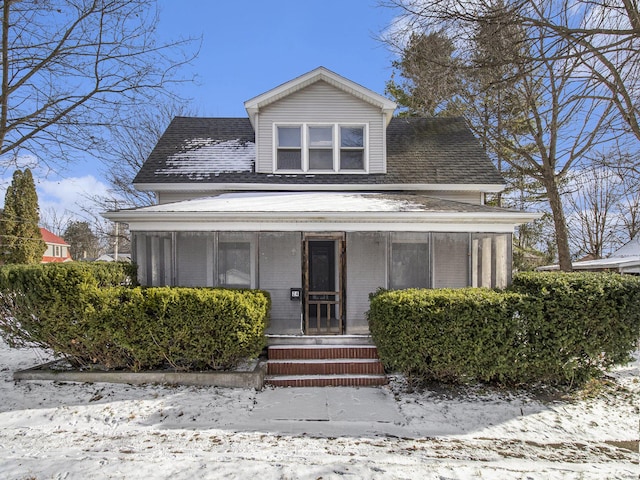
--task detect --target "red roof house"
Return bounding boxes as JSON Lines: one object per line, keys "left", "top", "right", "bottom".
{"left": 40, "top": 228, "right": 72, "bottom": 263}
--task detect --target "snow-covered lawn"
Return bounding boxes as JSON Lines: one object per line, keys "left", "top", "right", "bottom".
{"left": 0, "top": 339, "right": 637, "bottom": 479}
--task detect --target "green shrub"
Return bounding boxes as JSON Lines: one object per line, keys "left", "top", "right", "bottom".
{"left": 368, "top": 272, "right": 640, "bottom": 386}
{"left": 368, "top": 288, "right": 530, "bottom": 384}
{"left": 0, "top": 263, "right": 270, "bottom": 371}
{"left": 510, "top": 272, "right": 640, "bottom": 381}
{"left": 0, "top": 262, "right": 136, "bottom": 349}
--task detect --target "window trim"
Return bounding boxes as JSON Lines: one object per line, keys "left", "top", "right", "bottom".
{"left": 274, "top": 123, "right": 368, "bottom": 174}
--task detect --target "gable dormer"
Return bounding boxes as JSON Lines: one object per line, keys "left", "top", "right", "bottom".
{"left": 244, "top": 67, "right": 397, "bottom": 175}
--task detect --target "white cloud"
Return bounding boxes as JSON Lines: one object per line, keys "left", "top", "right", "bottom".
{"left": 0, "top": 173, "right": 112, "bottom": 225}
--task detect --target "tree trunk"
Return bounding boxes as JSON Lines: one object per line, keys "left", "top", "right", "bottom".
{"left": 543, "top": 175, "right": 573, "bottom": 271}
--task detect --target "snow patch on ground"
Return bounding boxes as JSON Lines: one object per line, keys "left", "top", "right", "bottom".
{"left": 0, "top": 340, "right": 637, "bottom": 479}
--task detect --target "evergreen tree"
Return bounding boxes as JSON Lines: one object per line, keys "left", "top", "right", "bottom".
{"left": 63, "top": 221, "right": 100, "bottom": 260}
{"left": 0, "top": 169, "right": 46, "bottom": 264}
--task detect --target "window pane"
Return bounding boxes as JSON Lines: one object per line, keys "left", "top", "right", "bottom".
{"left": 278, "top": 127, "right": 301, "bottom": 147}
{"left": 219, "top": 242, "right": 251, "bottom": 288}
{"left": 309, "top": 149, "right": 333, "bottom": 170}
{"left": 341, "top": 126, "right": 363, "bottom": 147}
{"left": 277, "top": 149, "right": 301, "bottom": 170}
{"left": 391, "top": 243, "right": 429, "bottom": 289}
{"left": 340, "top": 150, "right": 364, "bottom": 170}
{"left": 309, "top": 127, "right": 333, "bottom": 147}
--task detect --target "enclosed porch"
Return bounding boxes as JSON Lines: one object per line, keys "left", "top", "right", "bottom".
{"left": 132, "top": 230, "right": 513, "bottom": 336}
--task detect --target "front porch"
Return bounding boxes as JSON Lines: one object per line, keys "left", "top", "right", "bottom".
{"left": 131, "top": 229, "right": 515, "bottom": 337}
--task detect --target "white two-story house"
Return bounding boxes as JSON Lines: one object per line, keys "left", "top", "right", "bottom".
{"left": 105, "top": 67, "right": 537, "bottom": 337}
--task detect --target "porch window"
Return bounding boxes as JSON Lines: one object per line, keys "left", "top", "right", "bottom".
{"left": 217, "top": 233, "right": 255, "bottom": 289}
{"left": 218, "top": 242, "right": 251, "bottom": 288}
{"left": 275, "top": 123, "right": 367, "bottom": 172}
{"left": 390, "top": 234, "right": 430, "bottom": 289}
{"left": 432, "top": 233, "right": 470, "bottom": 288}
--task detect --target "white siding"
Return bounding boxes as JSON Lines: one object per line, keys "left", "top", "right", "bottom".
{"left": 256, "top": 81, "right": 386, "bottom": 174}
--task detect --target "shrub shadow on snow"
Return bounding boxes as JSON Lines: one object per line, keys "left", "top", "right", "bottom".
{"left": 2, "top": 341, "right": 638, "bottom": 441}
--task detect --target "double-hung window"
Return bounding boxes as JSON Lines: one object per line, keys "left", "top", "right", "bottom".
{"left": 277, "top": 126, "right": 302, "bottom": 170}
{"left": 276, "top": 124, "right": 366, "bottom": 172}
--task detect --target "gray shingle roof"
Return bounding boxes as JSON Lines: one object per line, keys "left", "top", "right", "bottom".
{"left": 133, "top": 116, "right": 504, "bottom": 186}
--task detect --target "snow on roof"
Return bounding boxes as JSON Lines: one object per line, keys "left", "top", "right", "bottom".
{"left": 538, "top": 255, "right": 640, "bottom": 273}
{"left": 156, "top": 139, "right": 255, "bottom": 179}
{"left": 137, "top": 192, "right": 429, "bottom": 214}
{"left": 611, "top": 236, "right": 640, "bottom": 257}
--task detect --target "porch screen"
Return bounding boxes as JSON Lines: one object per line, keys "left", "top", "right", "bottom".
{"left": 135, "top": 232, "right": 173, "bottom": 287}
{"left": 390, "top": 233, "right": 430, "bottom": 289}
{"left": 176, "top": 232, "right": 211, "bottom": 287}
{"left": 432, "top": 233, "right": 470, "bottom": 288}
{"left": 217, "top": 233, "right": 254, "bottom": 289}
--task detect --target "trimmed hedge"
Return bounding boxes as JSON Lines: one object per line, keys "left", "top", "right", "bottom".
{"left": 511, "top": 272, "right": 640, "bottom": 382}
{"left": 0, "top": 263, "right": 270, "bottom": 371}
{"left": 368, "top": 272, "right": 640, "bottom": 386}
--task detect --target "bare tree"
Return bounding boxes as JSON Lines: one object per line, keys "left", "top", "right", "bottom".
{"left": 0, "top": 0, "right": 196, "bottom": 171}
{"left": 596, "top": 149, "right": 640, "bottom": 242}
{"left": 102, "top": 102, "right": 194, "bottom": 208}
{"left": 384, "top": 0, "right": 640, "bottom": 140}
{"left": 384, "top": 2, "right": 617, "bottom": 270}
{"left": 40, "top": 207, "right": 76, "bottom": 236}
{"left": 565, "top": 165, "right": 622, "bottom": 258}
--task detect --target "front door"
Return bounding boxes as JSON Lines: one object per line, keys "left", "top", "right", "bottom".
{"left": 303, "top": 235, "right": 344, "bottom": 334}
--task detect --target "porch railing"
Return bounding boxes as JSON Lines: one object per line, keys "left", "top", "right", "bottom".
{"left": 305, "top": 291, "right": 342, "bottom": 334}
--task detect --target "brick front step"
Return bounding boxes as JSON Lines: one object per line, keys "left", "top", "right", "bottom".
{"left": 267, "top": 358, "right": 385, "bottom": 376}
{"left": 268, "top": 345, "right": 380, "bottom": 360}
{"left": 266, "top": 374, "right": 388, "bottom": 387}
{"left": 266, "top": 344, "right": 387, "bottom": 387}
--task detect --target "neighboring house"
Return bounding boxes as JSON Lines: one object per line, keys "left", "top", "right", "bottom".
{"left": 538, "top": 236, "right": 640, "bottom": 274}
{"left": 105, "top": 67, "right": 538, "bottom": 336}
{"left": 40, "top": 228, "right": 72, "bottom": 263}
{"left": 95, "top": 253, "right": 132, "bottom": 263}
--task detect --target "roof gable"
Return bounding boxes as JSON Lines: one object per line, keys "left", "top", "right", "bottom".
{"left": 244, "top": 67, "right": 396, "bottom": 125}
{"left": 40, "top": 227, "right": 69, "bottom": 246}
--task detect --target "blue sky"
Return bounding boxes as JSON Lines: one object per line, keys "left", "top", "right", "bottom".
{"left": 2, "top": 0, "right": 401, "bottom": 228}
{"left": 155, "top": 0, "right": 398, "bottom": 117}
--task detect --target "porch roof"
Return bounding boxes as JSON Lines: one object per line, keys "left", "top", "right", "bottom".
{"left": 105, "top": 192, "right": 540, "bottom": 232}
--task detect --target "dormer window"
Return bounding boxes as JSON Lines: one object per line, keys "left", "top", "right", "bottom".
{"left": 276, "top": 126, "right": 302, "bottom": 170}
{"left": 276, "top": 123, "right": 367, "bottom": 173}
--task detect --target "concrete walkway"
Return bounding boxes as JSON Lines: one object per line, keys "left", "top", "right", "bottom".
{"left": 229, "top": 387, "right": 410, "bottom": 438}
